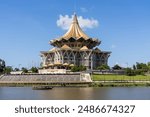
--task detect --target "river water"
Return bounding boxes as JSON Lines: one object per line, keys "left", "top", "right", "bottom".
{"left": 0, "top": 87, "right": 150, "bottom": 100}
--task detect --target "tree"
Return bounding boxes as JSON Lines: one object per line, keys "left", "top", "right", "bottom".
{"left": 136, "top": 62, "right": 142, "bottom": 69}
{"left": 136, "top": 62, "right": 149, "bottom": 72}
{"left": 133, "top": 62, "right": 149, "bottom": 75}
{"left": 21, "top": 67, "right": 28, "bottom": 73}
{"left": 133, "top": 65, "right": 136, "bottom": 70}
{"left": 147, "top": 62, "right": 150, "bottom": 66}
{"left": 112, "top": 64, "right": 122, "bottom": 70}
{"left": 0, "top": 59, "right": 5, "bottom": 73}
{"left": 147, "top": 62, "right": 150, "bottom": 70}
{"left": 30, "top": 67, "right": 38, "bottom": 73}
{"left": 4, "top": 66, "right": 13, "bottom": 74}
{"left": 14, "top": 68, "right": 20, "bottom": 71}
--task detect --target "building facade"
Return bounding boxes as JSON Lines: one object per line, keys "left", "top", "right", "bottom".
{"left": 40, "top": 14, "right": 111, "bottom": 70}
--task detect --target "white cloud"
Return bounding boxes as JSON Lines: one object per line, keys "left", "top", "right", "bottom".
{"left": 56, "top": 14, "right": 99, "bottom": 30}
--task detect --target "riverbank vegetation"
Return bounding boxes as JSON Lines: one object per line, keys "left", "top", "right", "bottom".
{"left": 0, "top": 59, "right": 39, "bottom": 74}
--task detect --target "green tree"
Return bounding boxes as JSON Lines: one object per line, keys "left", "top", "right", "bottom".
{"left": 4, "top": 66, "right": 13, "bottom": 74}
{"left": 14, "top": 68, "right": 20, "bottom": 71}
{"left": 30, "top": 67, "right": 38, "bottom": 73}
{"left": 147, "top": 62, "right": 150, "bottom": 70}
{"left": 136, "top": 62, "right": 149, "bottom": 72}
{"left": 21, "top": 67, "right": 28, "bottom": 73}
{"left": 112, "top": 64, "right": 122, "bottom": 70}
{"left": 133, "top": 65, "right": 136, "bottom": 70}
{"left": 133, "top": 62, "right": 149, "bottom": 75}
{"left": 0, "top": 59, "right": 5, "bottom": 73}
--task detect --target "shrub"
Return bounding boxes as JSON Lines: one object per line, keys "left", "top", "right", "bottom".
{"left": 125, "top": 68, "right": 136, "bottom": 76}
{"left": 71, "top": 65, "right": 86, "bottom": 72}
{"left": 78, "top": 65, "right": 86, "bottom": 71}
{"left": 135, "top": 69, "right": 144, "bottom": 75}
{"left": 97, "top": 64, "right": 110, "bottom": 70}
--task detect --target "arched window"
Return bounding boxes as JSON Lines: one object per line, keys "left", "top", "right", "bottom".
{"left": 64, "top": 53, "right": 68, "bottom": 61}
{"left": 69, "top": 53, "right": 74, "bottom": 61}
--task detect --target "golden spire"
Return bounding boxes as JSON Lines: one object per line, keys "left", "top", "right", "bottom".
{"left": 62, "top": 13, "right": 89, "bottom": 40}
{"left": 72, "top": 12, "right": 78, "bottom": 24}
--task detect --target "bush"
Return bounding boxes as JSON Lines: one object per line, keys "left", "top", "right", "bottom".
{"left": 135, "top": 69, "right": 144, "bottom": 75}
{"left": 125, "top": 68, "right": 136, "bottom": 76}
{"left": 97, "top": 64, "right": 110, "bottom": 70}
{"left": 71, "top": 65, "right": 86, "bottom": 72}
{"left": 78, "top": 65, "right": 86, "bottom": 71}
{"left": 71, "top": 65, "right": 79, "bottom": 72}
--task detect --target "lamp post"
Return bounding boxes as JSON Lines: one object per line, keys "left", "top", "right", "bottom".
{"left": 126, "top": 62, "right": 128, "bottom": 68}
{"left": 18, "top": 64, "right": 21, "bottom": 71}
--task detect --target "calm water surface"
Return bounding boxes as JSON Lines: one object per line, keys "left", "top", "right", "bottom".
{"left": 0, "top": 87, "right": 150, "bottom": 100}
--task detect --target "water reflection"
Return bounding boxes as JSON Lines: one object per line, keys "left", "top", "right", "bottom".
{"left": 0, "top": 87, "right": 150, "bottom": 100}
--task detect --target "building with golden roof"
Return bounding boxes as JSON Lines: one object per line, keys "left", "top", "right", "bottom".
{"left": 40, "top": 14, "right": 111, "bottom": 70}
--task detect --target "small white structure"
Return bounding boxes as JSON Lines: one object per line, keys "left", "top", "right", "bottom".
{"left": 38, "top": 69, "right": 66, "bottom": 74}
{"left": 10, "top": 71, "right": 23, "bottom": 75}
{"left": 80, "top": 73, "right": 92, "bottom": 82}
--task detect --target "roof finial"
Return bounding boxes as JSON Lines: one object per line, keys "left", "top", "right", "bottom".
{"left": 72, "top": 12, "right": 78, "bottom": 24}
{"left": 74, "top": 0, "right": 77, "bottom": 14}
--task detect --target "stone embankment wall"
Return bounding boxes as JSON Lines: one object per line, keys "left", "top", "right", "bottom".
{"left": 0, "top": 73, "right": 92, "bottom": 84}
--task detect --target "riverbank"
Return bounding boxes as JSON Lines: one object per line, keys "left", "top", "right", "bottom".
{"left": 0, "top": 82, "right": 90, "bottom": 87}
{"left": 1, "top": 82, "right": 150, "bottom": 87}
{"left": 90, "top": 82, "right": 150, "bottom": 87}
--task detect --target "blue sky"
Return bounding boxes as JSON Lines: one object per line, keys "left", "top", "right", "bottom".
{"left": 0, "top": 0, "right": 150, "bottom": 68}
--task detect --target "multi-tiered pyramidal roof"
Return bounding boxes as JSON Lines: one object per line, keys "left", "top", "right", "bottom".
{"left": 50, "top": 13, "right": 100, "bottom": 49}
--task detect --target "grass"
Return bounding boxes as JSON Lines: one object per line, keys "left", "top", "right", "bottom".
{"left": 92, "top": 74, "right": 150, "bottom": 81}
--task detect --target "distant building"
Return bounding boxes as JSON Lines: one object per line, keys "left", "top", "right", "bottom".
{"left": 10, "top": 71, "right": 23, "bottom": 75}
{"left": 40, "top": 14, "right": 111, "bottom": 70}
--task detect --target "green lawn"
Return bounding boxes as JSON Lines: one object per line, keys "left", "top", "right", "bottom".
{"left": 92, "top": 74, "right": 150, "bottom": 81}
